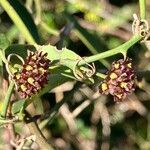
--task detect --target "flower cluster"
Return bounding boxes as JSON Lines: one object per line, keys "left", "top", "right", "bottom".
{"left": 99, "top": 58, "right": 136, "bottom": 102}
{"left": 13, "top": 51, "right": 50, "bottom": 98}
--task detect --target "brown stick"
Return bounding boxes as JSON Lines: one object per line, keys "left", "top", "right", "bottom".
{"left": 25, "top": 105, "right": 53, "bottom": 150}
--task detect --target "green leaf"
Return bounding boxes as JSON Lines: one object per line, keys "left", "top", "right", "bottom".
{"left": 38, "top": 44, "right": 81, "bottom": 70}
{"left": 40, "top": 44, "right": 81, "bottom": 61}
{"left": 0, "top": 0, "right": 40, "bottom": 44}
{"left": 12, "top": 99, "right": 26, "bottom": 115}
{"left": 39, "top": 44, "right": 95, "bottom": 81}
{"left": 4, "top": 44, "right": 35, "bottom": 76}
{"left": 5, "top": 44, "right": 36, "bottom": 65}
{"left": 5, "top": 44, "right": 81, "bottom": 70}
{"left": 5, "top": 44, "right": 36, "bottom": 57}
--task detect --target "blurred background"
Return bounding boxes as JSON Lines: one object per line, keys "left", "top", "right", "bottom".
{"left": 0, "top": 0, "right": 150, "bottom": 149}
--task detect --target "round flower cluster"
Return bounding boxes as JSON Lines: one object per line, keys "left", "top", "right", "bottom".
{"left": 13, "top": 51, "right": 50, "bottom": 98}
{"left": 99, "top": 58, "right": 136, "bottom": 102}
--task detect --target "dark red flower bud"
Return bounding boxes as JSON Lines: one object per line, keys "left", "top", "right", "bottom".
{"left": 13, "top": 51, "right": 50, "bottom": 98}
{"left": 99, "top": 58, "right": 136, "bottom": 102}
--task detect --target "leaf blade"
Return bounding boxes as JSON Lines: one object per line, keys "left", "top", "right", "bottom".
{"left": 0, "top": 0, "right": 40, "bottom": 44}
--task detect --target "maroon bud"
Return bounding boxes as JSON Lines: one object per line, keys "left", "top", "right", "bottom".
{"left": 99, "top": 58, "right": 136, "bottom": 102}
{"left": 13, "top": 51, "right": 50, "bottom": 98}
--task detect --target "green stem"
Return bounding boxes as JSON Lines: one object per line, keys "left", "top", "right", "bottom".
{"left": 0, "top": 81, "right": 15, "bottom": 118}
{"left": 78, "top": 35, "right": 142, "bottom": 66}
{"left": 0, "top": 0, "right": 36, "bottom": 44}
{"left": 139, "top": 0, "right": 146, "bottom": 19}
{"left": 96, "top": 72, "right": 106, "bottom": 79}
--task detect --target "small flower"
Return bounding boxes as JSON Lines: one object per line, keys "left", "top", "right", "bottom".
{"left": 13, "top": 51, "right": 50, "bottom": 98}
{"left": 99, "top": 58, "right": 136, "bottom": 102}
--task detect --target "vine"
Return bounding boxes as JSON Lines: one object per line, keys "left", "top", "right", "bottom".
{"left": 0, "top": 0, "right": 148, "bottom": 149}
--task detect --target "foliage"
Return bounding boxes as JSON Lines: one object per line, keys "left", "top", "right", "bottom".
{"left": 0, "top": 0, "right": 150, "bottom": 149}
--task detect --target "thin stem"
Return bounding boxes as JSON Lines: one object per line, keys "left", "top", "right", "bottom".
{"left": 139, "top": 0, "right": 146, "bottom": 19}
{"left": 0, "top": 81, "right": 15, "bottom": 118}
{"left": 78, "top": 35, "right": 142, "bottom": 66}
{"left": 96, "top": 72, "right": 106, "bottom": 79}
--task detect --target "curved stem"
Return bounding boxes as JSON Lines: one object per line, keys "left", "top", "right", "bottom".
{"left": 139, "top": 0, "right": 146, "bottom": 19}
{"left": 78, "top": 35, "right": 142, "bottom": 66}
{"left": 0, "top": 81, "right": 15, "bottom": 118}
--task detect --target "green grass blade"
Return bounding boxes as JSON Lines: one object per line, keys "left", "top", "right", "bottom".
{"left": 0, "top": 0, "right": 40, "bottom": 44}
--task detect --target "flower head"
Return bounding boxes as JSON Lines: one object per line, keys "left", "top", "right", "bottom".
{"left": 99, "top": 58, "right": 136, "bottom": 102}
{"left": 13, "top": 51, "right": 50, "bottom": 98}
